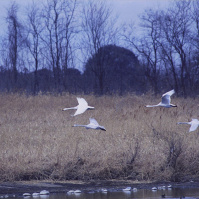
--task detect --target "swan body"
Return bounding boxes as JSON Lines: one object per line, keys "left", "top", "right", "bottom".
{"left": 32, "top": 193, "right": 40, "bottom": 197}
{"left": 132, "top": 188, "right": 138, "bottom": 192}
{"left": 74, "top": 190, "right": 81, "bottom": 193}
{"left": 62, "top": 97, "right": 94, "bottom": 116}
{"left": 40, "top": 190, "right": 49, "bottom": 195}
{"left": 101, "top": 188, "right": 108, "bottom": 192}
{"left": 122, "top": 187, "right": 131, "bottom": 191}
{"left": 146, "top": 89, "right": 177, "bottom": 108}
{"left": 167, "top": 184, "right": 172, "bottom": 188}
{"left": 67, "top": 190, "right": 75, "bottom": 194}
{"left": 23, "top": 193, "right": 31, "bottom": 197}
{"left": 177, "top": 119, "right": 199, "bottom": 132}
{"left": 73, "top": 118, "right": 106, "bottom": 131}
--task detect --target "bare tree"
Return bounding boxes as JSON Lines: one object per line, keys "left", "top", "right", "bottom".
{"left": 41, "top": 0, "right": 78, "bottom": 93}
{"left": 6, "top": 2, "right": 23, "bottom": 90}
{"left": 0, "top": 38, "right": 11, "bottom": 91}
{"left": 123, "top": 9, "right": 162, "bottom": 95}
{"left": 81, "top": 0, "right": 118, "bottom": 95}
{"left": 123, "top": 0, "right": 197, "bottom": 96}
{"left": 190, "top": 1, "right": 199, "bottom": 93}
{"left": 25, "top": 1, "right": 43, "bottom": 94}
{"left": 60, "top": 0, "right": 78, "bottom": 91}
{"left": 41, "top": 0, "right": 62, "bottom": 92}
{"left": 191, "top": 1, "right": 199, "bottom": 48}
{"left": 160, "top": 0, "right": 193, "bottom": 97}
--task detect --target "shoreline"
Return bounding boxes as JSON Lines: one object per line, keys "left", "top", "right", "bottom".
{"left": 0, "top": 180, "right": 199, "bottom": 196}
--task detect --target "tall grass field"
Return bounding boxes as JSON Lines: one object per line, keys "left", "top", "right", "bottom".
{"left": 0, "top": 93, "right": 199, "bottom": 182}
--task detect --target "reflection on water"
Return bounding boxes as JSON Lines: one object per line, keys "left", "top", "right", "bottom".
{"left": 37, "top": 188, "right": 199, "bottom": 199}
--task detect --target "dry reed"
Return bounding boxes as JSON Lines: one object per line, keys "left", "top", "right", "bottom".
{"left": 0, "top": 92, "right": 199, "bottom": 182}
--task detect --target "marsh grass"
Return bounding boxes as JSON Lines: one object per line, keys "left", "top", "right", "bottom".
{"left": 0, "top": 93, "right": 199, "bottom": 182}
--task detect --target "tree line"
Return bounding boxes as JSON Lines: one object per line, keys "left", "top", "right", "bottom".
{"left": 0, "top": 0, "right": 199, "bottom": 96}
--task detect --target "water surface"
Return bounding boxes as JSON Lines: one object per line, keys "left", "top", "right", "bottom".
{"left": 38, "top": 187, "right": 199, "bottom": 199}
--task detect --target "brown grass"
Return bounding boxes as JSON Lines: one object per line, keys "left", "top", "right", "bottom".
{"left": 0, "top": 93, "right": 199, "bottom": 182}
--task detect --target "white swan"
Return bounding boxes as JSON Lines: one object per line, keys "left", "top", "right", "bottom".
{"left": 152, "top": 187, "right": 157, "bottom": 191}
{"left": 132, "top": 188, "right": 138, "bottom": 192}
{"left": 74, "top": 190, "right": 81, "bottom": 193}
{"left": 122, "top": 187, "right": 131, "bottom": 191}
{"left": 167, "top": 184, "right": 172, "bottom": 189}
{"left": 177, "top": 119, "right": 199, "bottom": 132}
{"left": 73, "top": 118, "right": 106, "bottom": 131}
{"left": 101, "top": 188, "right": 108, "bottom": 193}
{"left": 39, "top": 190, "right": 49, "bottom": 195}
{"left": 62, "top": 97, "right": 94, "bottom": 116}
{"left": 67, "top": 190, "right": 75, "bottom": 194}
{"left": 23, "top": 193, "right": 31, "bottom": 197}
{"left": 146, "top": 89, "right": 177, "bottom": 108}
{"left": 32, "top": 193, "right": 40, "bottom": 197}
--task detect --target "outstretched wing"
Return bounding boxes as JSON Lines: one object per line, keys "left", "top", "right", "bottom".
{"left": 191, "top": 119, "right": 199, "bottom": 122}
{"left": 73, "top": 98, "right": 88, "bottom": 116}
{"left": 74, "top": 106, "right": 87, "bottom": 116}
{"left": 161, "top": 89, "right": 175, "bottom": 105}
{"left": 189, "top": 119, "right": 199, "bottom": 132}
{"left": 89, "top": 118, "right": 99, "bottom": 126}
{"left": 189, "top": 123, "right": 199, "bottom": 132}
{"left": 77, "top": 97, "right": 88, "bottom": 106}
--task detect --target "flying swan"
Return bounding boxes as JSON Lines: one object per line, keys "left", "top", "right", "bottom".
{"left": 146, "top": 89, "right": 177, "bottom": 108}
{"left": 73, "top": 118, "right": 106, "bottom": 131}
{"left": 62, "top": 97, "right": 94, "bottom": 116}
{"left": 177, "top": 119, "right": 199, "bottom": 132}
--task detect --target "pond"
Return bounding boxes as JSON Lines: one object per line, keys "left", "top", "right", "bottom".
{"left": 19, "top": 187, "right": 199, "bottom": 199}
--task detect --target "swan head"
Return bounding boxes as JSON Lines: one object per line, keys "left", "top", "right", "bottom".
{"left": 99, "top": 126, "right": 106, "bottom": 131}
{"left": 171, "top": 104, "right": 177, "bottom": 107}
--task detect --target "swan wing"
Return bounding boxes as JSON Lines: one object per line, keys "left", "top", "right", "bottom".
{"left": 189, "top": 123, "right": 199, "bottom": 132}
{"left": 89, "top": 118, "right": 99, "bottom": 126}
{"left": 73, "top": 106, "right": 87, "bottom": 116}
{"left": 163, "top": 89, "right": 175, "bottom": 97}
{"left": 191, "top": 119, "right": 199, "bottom": 123}
{"left": 161, "top": 89, "right": 175, "bottom": 105}
{"left": 73, "top": 98, "right": 89, "bottom": 116}
{"left": 77, "top": 97, "right": 88, "bottom": 107}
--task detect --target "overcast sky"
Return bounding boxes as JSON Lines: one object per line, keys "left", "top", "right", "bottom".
{"left": 0, "top": 0, "right": 170, "bottom": 35}
{"left": 110, "top": 0, "right": 170, "bottom": 24}
{"left": 0, "top": 0, "right": 171, "bottom": 71}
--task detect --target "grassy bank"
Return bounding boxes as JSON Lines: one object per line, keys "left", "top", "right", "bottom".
{"left": 0, "top": 93, "right": 199, "bottom": 182}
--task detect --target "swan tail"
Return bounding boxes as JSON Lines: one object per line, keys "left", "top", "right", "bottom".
{"left": 88, "top": 106, "right": 95, "bottom": 109}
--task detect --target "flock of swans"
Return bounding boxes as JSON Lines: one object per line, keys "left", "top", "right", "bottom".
{"left": 146, "top": 89, "right": 199, "bottom": 132}
{"left": 62, "top": 89, "right": 199, "bottom": 133}
{"left": 62, "top": 97, "right": 106, "bottom": 131}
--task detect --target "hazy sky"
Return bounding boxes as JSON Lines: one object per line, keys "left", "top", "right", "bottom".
{"left": 110, "top": 0, "right": 170, "bottom": 24}
{"left": 0, "top": 0, "right": 170, "bottom": 71}
{"left": 0, "top": 0, "right": 170, "bottom": 34}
